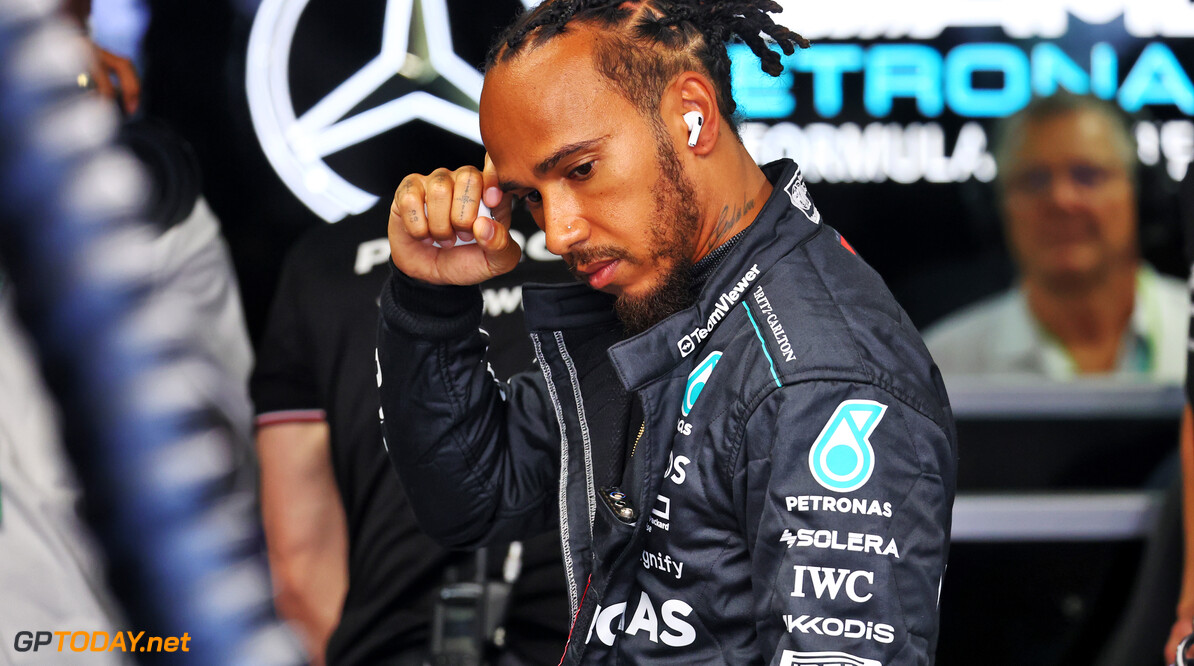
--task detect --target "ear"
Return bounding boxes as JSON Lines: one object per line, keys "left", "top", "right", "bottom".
{"left": 662, "top": 72, "right": 719, "bottom": 156}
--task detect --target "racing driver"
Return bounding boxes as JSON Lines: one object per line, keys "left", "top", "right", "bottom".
{"left": 376, "top": 1, "right": 958, "bottom": 664}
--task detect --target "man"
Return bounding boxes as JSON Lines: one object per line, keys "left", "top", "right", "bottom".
{"left": 252, "top": 206, "right": 570, "bottom": 665}
{"left": 0, "top": 276, "right": 130, "bottom": 666}
{"left": 923, "top": 93, "right": 1187, "bottom": 381}
{"left": 1164, "top": 167, "right": 1194, "bottom": 665}
{"left": 377, "top": 1, "right": 957, "bottom": 664}
{"left": 0, "top": 15, "right": 257, "bottom": 661}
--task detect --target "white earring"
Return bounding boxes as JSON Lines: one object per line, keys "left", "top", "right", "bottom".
{"left": 683, "top": 111, "right": 704, "bottom": 147}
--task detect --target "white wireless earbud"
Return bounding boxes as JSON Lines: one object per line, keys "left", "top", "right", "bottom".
{"left": 683, "top": 111, "right": 704, "bottom": 147}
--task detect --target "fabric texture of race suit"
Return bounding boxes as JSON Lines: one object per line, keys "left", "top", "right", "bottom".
{"left": 377, "top": 159, "right": 958, "bottom": 665}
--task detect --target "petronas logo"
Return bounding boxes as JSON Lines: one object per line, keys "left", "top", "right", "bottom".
{"left": 808, "top": 400, "right": 887, "bottom": 493}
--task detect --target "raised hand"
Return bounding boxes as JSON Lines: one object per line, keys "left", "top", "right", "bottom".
{"left": 388, "top": 155, "right": 520, "bottom": 286}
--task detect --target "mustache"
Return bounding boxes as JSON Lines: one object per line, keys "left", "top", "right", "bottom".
{"left": 565, "top": 245, "right": 635, "bottom": 275}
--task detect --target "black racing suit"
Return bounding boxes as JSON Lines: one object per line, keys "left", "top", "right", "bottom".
{"left": 377, "top": 159, "right": 958, "bottom": 665}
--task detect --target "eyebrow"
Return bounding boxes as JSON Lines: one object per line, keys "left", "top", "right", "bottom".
{"left": 535, "top": 137, "right": 606, "bottom": 174}
{"left": 497, "top": 136, "right": 609, "bottom": 193}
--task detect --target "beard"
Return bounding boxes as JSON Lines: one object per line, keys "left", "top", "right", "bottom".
{"left": 612, "top": 127, "right": 703, "bottom": 335}
{"left": 564, "top": 122, "right": 703, "bottom": 335}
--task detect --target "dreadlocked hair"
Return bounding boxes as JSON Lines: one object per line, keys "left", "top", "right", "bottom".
{"left": 485, "top": 1, "right": 808, "bottom": 133}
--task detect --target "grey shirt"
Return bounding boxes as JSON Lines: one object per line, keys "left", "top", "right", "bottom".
{"left": 0, "top": 196, "right": 254, "bottom": 664}
{"left": 922, "top": 266, "right": 1188, "bottom": 383}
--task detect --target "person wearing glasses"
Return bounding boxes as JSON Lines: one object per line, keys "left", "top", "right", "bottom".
{"left": 923, "top": 93, "right": 1186, "bottom": 382}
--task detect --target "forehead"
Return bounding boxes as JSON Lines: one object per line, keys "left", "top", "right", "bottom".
{"left": 1010, "top": 109, "right": 1124, "bottom": 167}
{"left": 480, "top": 29, "right": 633, "bottom": 173}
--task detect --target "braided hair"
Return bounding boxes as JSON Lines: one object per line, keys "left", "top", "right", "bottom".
{"left": 485, "top": 1, "right": 808, "bottom": 134}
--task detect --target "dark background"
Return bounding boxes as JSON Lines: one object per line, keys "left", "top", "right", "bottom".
{"left": 137, "top": 0, "right": 533, "bottom": 341}
{"left": 124, "top": 2, "right": 1192, "bottom": 664}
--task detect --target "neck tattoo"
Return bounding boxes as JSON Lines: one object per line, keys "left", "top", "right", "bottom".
{"left": 702, "top": 197, "right": 756, "bottom": 255}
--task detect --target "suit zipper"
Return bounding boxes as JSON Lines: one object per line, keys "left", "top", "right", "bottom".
{"left": 629, "top": 420, "right": 645, "bottom": 459}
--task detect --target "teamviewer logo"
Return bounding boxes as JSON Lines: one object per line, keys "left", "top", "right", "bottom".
{"left": 677, "top": 333, "right": 696, "bottom": 357}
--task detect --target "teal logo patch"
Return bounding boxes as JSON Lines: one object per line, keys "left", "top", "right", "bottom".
{"left": 808, "top": 400, "right": 887, "bottom": 493}
{"left": 682, "top": 351, "right": 722, "bottom": 417}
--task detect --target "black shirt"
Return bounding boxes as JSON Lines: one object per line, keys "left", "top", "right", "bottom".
{"left": 251, "top": 207, "right": 570, "bottom": 664}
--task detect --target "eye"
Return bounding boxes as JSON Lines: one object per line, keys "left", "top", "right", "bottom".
{"left": 569, "top": 162, "right": 594, "bottom": 179}
{"left": 522, "top": 190, "right": 542, "bottom": 205}
{"left": 1069, "top": 164, "right": 1110, "bottom": 188}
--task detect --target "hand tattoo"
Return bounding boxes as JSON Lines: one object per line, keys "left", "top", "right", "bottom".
{"left": 458, "top": 181, "right": 474, "bottom": 220}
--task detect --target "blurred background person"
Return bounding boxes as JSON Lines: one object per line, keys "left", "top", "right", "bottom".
{"left": 0, "top": 14, "right": 132, "bottom": 660}
{"left": 923, "top": 93, "right": 1187, "bottom": 382}
{"left": 0, "top": 263, "right": 129, "bottom": 664}
{"left": 66, "top": 0, "right": 253, "bottom": 413}
{"left": 0, "top": 1, "right": 288, "bottom": 662}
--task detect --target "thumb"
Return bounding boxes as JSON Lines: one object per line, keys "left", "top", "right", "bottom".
{"left": 473, "top": 215, "right": 522, "bottom": 277}
{"left": 482, "top": 153, "right": 511, "bottom": 225}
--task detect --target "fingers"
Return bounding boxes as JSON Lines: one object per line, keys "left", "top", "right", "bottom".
{"left": 387, "top": 163, "right": 520, "bottom": 286}
{"left": 482, "top": 153, "right": 512, "bottom": 225}
{"left": 1167, "top": 619, "right": 1191, "bottom": 665}
{"left": 482, "top": 154, "right": 500, "bottom": 206}
{"left": 99, "top": 49, "right": 141, "bottom": 115}
{"left": 89, "top": 46, "right": 141, "bottom": 115}
{"left": 451, "top": 167, "right": 485, "bottom": 232}
{"left": 394, "top": 175, "right": 429, "bottom": 241}
{"left": 473, "top": 215, "right": 522, "bottom": 278}
{"left": 418, "top": 167, "right": 486, "bottom": 246}
{"left": 421, "top": 168, "right": 455, "bottom": 244}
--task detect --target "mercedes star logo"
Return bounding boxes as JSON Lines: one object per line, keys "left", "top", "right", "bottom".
{"left": 247, "top": 0, "right": 533, "bottom": 221}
